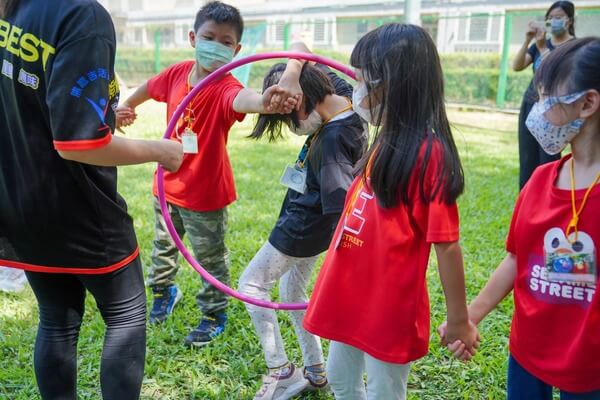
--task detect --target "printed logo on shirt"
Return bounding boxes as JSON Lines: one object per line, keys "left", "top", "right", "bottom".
{"left": 0, "top": 20, "right": 56, "bottom": 71}
{"left": 527, "top": 227, "right": 597, "bottom": 306}
{"left": 69, "top": 68, "right": 119, "bottom": 132}
{"left": 338, "top": 186, "right": 373, "bottom": 249}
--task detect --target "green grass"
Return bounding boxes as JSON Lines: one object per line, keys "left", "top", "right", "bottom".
{"left": 0, "top": 101, "right": 521, "bottom": 399}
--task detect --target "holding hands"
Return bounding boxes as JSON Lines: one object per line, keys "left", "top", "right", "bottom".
{"left": 437, "top": 319, "right": 481, "bottom": 362}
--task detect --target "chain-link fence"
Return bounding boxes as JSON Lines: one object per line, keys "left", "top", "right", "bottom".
{"left": 115, "top": 8, "right": 600, "bottom": 110}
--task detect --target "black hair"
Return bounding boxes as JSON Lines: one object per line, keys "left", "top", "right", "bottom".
{"left": 250, "top": 62, "right": 334, "bottom": 142}
{"left": 546, "top": 1, "right": 576, "bottom": 36}
{"left": 0, "top": 0, "right": 18, "bottom": 18}
{"left": 350, "top": 23, "right": 464, "bottom": 208}
{"left": 194, "top": 1, "right": 244, "bottom": 42}
{"left": 536, "top": 37, "right": 600, "bottom": 97}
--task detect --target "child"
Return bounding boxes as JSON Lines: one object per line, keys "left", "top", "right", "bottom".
{"left": 116, "top": 1, "right": 295, "bottom": 347}
{"left": 302, "top": 24, "right": 479, "bottom": 399}
{"left": 441, "top": 38, "right": 600, "bottom": 398}
{"left": 237, "top": 43, "right": 368, "bottom": 400}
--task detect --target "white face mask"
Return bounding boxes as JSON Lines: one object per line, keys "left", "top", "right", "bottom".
{"left": 525, "top": 91, "right": 586, "bottom": 155}
{"left": 352, "top": 79, "right": 382, "bottom": 126}
{"left": 289, "top": 110, "right": 322, "bottom": 136}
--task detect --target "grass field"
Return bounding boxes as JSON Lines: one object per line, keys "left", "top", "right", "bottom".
{"left": 0, "top": 101, "right": 521, "bottom": 399}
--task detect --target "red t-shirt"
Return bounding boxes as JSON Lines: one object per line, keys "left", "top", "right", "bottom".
{"left": 506, "top": 155, "right": 600, "bottom": 393}
{"left": 303, "top": 141, "right": 460, "bottom": 364}
{"left": 147, "top": 61, "right": 245, "bottom": 211}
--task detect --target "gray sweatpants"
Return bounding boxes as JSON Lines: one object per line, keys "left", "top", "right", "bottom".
{"left": 327, "top": 341, "right": 411, "bottom": 400}
{"left": 238, "top": 241, "right": 324, "bottom": 369}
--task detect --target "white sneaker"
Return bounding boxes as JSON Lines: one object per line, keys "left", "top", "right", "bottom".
{"left": 253, "top": 363, "right": 309, "bottom": 400}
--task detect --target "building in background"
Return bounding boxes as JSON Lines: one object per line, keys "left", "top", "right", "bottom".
{"left": 99, "top": 0, "right": 600, "bottom": 54}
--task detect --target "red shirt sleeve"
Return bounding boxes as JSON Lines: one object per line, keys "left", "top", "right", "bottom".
{"left": 506, "top": 189, "right": 526, "bottom": 254}
{"left": 412, "top": 140, "right": 460, "bottom": 243}
{"left": 220, "top": 80, "right": 246, "bottom": 124}
{"left": 147, "top": 64, "right": 179, "bottom": 103}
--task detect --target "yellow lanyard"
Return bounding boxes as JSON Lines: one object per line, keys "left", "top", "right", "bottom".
{"left": 298, "top": 102, "right": 353, "bottom": 168}
{"left": 566, "top": 157, "right": 600, "bottom": 243}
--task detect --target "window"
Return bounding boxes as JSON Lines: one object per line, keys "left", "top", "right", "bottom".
{"left": 314, "top": 19, "right": 326, "bottom": 42}
{"left": 275, "top": 21, "right": 286, "bottom": 42}
{"left": 469, "top": 14, "right": 488, "bottom": 41}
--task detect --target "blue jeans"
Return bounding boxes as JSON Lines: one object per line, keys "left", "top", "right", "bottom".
{"left": 507, "top": 355, "right": 600, "bottom": 400}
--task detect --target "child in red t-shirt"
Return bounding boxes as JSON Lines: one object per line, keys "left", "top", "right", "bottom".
{"left": 302, "top": 23, "right": 480, "bottom": 399}
{"left": 115, "top": 1, "right": 295, "bottom": 347}
{"left": 440, "top": 38, "right": 600, "bottom": 398}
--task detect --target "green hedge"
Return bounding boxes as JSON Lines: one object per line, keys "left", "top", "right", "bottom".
{"left": 115, "top": 47, "right": 533, "bottom": 108}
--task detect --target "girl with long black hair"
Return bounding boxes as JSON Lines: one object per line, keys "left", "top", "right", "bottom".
{"left": 303, "top": 24, "right": 479, "bottom": 399}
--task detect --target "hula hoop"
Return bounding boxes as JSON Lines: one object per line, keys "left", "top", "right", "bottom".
{"left": 157, "top": 51, "right": 356, "bottom": 310}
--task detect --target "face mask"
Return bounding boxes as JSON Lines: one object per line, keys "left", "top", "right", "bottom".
{"left": 352, "top": 81, "right": 382, "bottom": 126}
{"left": 290, "top": 110, "right": 322, "bottom": 136}
{"left": 525, "top": 91, "right": 586, "bottom": 155}
{"left": 195, "top": 39, "right": 235, "bottom": 72}
{"left": 547, "top": 18, "right": 567, "bottom": 36}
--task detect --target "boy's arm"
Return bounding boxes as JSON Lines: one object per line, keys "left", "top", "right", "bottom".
{"left": 435, "top": 241, "right": 480, "bottom": 360}
{"left": 270, "top": 41, "right": 311, "bottom": 111}
{"left": 467, "top": 253, "right": 517, "bottom": 325}
{"left": 232, "top": 87, "right": 298, "bottom": 114}
{"left": 116, "top": 82, "right": 151, "bottom": 129}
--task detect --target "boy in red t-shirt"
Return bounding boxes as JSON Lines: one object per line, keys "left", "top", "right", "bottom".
{"left": 116, "top": 1, "right": 295, "bottom": 347}
{"left": 440, "top": 38, "right": 600, "bottom": 398}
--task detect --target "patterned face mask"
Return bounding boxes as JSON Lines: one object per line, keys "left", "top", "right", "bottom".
{"left": 352, "top": 69, "right": 382, "bottom": 126}
{"left": 290, "top": 111, "right": 323, "bottom": 136}
{"left": 525, "top": 91, "right": 586, "bottom": 155}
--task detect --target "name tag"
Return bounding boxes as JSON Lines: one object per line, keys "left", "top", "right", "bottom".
{"left": 280, "top": 164, "right": 307, "bottom": 194}
{"left": 182, "top": 128, "right": 198, "bottom": 154}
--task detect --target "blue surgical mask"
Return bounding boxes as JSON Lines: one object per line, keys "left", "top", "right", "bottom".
{"left": 546, "top": 18, "right": 567, "bottom": 36}
{"left": 194, "top": 39, "right": 235, "bottom": 72}
{"left": 525, "top": 91, "right": 586, "bottom": 155}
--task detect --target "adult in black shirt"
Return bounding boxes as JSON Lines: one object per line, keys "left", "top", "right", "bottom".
{"left": 513, "top": 1, "right": 575, "bottom": 188}
{"left": 238, "top": 44, "right": 368, "bottom": 396}
{"left": 0, "top": 0, "right": 182, "bottom": 398}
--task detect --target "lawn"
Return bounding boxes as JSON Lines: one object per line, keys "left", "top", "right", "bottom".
{"left": 0, "top": 101, "right": 521, "bottom": 399}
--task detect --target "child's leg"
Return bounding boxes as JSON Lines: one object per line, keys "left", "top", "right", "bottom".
{"left": 507, "top": 355, "right": 553, "bottom": 400}
{"left": 327, "top": 341, "right": 367, "bottom": 400}
{"left": 560, "top": 389, "right": 600, "bottom": 399}
{"left": 364, "top": 352, "right": 410, "bottom": 400}
{"left": 179, "top": 207, "right": 229, "bottom": 315}
{"left": 238, "top": 241, "right": 297, "bottom": 368}
{"left": 147, "top": 198, "right": 186, "bottom": 290}
{"left": 278, "top": 257, "right": 324, "bottom": 367}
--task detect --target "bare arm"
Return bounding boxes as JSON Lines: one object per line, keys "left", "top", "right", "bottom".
{"left": 513, "top": 22, "right": 538, "bottom": 71}
{"left": 468, "top": 253, "right": 517, "bottom": 325}
{"left": 57, "top": 135, "right": 183, "bottom": 172}
{"left": 116, "top": 82, "right": 151, "bottom": 129}
{"left": 121, "top": 82, "right": 151, "bottom": 109}
{"left": 232, "top": 87, "right": 298, "bottom": 114}
{"left": 435, "top": 241, "right": 480, "bottom": 359}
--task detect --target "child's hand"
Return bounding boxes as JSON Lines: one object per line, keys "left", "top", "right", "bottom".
{"left": 272, "top": 75, "right": 303, "bottom": 112}
{"left": 115, "top": 105, "right": 137, "bottom": 131}
{"left": 262, "top": 86, "right": 300, "bottom": 114}
{"left": 438, "top": 320, "right": 480, "bottom": 361}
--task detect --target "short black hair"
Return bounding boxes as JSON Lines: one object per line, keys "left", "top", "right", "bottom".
{"left": 194, "top": 1, "right": 244, "bottom": 42}
{"left": 250, "top": 63, "right": 335, "bottom": 142}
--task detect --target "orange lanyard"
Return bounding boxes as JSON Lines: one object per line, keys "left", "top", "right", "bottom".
{"left": 566, "top": 157, "right": 600, "bottom": 243}
{"left": 182, "top": 68, "right": 202, "bottom": 131}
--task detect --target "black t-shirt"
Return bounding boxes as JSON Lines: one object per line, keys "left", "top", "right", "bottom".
{"left": 269, "top": 68, "right": 368, "bottom": 257}
{"left": 0, "top": 0, "right": 138, "bottom": 272}
{"left": 523, "top": 39, "right": 555, "bottom": 103}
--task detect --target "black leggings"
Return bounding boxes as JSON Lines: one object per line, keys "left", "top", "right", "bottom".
{"left": 518, "top": 97, "right": 561, "bottom": 189}
{"left": 25, "top": 258, "right": 146, "bottom": 400}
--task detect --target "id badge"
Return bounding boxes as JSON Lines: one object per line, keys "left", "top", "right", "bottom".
{"left": 181, "top": 128, "right": 198, "bottom": 154}
{"left": 280, "top": 164, "right": 307, "bottom": 194}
